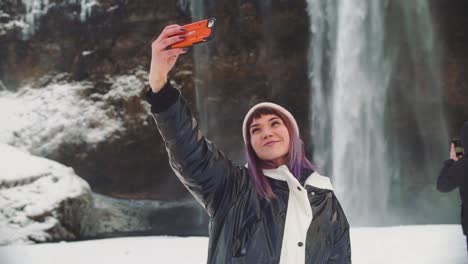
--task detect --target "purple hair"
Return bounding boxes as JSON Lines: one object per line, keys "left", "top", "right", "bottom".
{"left": 244, "top": 107, "right": 315, "bottom": 200}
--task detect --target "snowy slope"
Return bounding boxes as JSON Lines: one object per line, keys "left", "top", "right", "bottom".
{"left": 0, "top": 225, "right": 465, "bottom": 264}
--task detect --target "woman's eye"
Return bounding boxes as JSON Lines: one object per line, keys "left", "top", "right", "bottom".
{"left": 251, "top": 128, "right": 260, "bottom": 134}
{"left": 272, "top": 121, "right": 280, "bottom": 127}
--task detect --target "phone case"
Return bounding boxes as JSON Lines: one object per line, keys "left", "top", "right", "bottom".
{"left": 170, "top": 18, "right": 216, "bottom": 49}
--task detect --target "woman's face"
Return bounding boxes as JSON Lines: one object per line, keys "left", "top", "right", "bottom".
{"left": 249, "top": 114, "right": 290, "bottom": 167}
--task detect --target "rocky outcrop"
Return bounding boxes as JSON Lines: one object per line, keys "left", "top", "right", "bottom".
{"left": 0, "top": 143, "right": 208, "bottom": 245}
{"left": 0, "top": 143, "right": 93, "bottom": 245}
{"left": 84, "top": 193, "right": 208, "bottom": 238}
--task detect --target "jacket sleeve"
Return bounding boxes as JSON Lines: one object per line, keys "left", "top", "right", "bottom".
{"left": 327, "top": 196, "right": 352, "bottom": 264}
{"left": 436, "top": 158, "right": 468, "bottom": 192}
{"left": 328, "top": 226, "right": 351, "bottom": 264}
{"left": 145, "top": 82, "right": 238, "bottom": 217}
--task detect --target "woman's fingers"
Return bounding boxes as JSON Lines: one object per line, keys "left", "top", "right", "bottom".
{"left": 148, "top": 24, "right": 187, "bottom": 92}
{"left": 151, "top": 25, "right": 178, "bottom": 42}
{"left": 156, "top": 35, "right": 186, "bottom": 51}
{"left": 162, "top": 48, "right": 187, "bottom": 58}
{"left": 154, "top": 24, "right": 185, "bottom": 44}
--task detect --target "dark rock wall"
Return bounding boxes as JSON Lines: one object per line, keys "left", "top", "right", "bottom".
{"left": 0, "top": 0, "right": 191, "bottom": 87}
{"left": 435, "top": 0, "right": 468, "bottom": 131}
{"left": 1, "top": 0, "right": 196, "bottom": 201}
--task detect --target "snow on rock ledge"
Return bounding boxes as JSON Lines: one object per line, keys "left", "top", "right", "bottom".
{"left": 0, "top": 143, "right": 93, "bottom": 245}
{"left": 0, "top": 71, "right": 150, "bottom": 156}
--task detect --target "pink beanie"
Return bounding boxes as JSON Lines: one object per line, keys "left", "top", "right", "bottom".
{"left": 242, "top": 102, "right": 299, "bottom": 144}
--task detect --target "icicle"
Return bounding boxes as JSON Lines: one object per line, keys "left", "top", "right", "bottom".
{"left": 20, "top": 0, "right": 96, "bottom": 39}
{"left": 21, "top": 0, "right": 51, "bottom": 39}
{"left": 80, "top": 0, "right": 97, "bottom": 22}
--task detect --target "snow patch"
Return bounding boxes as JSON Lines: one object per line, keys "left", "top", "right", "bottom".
{"left": 102, "top": 72, "right": 148, "bottom": 101}
{"left": 0, "top": 11, "right": 10, "bottom": 19}
{"left": 0, "top": 72, "right": 149, "bottom": 156}
{"left": 0, "top": 81, "right": 120, "bottom": 155}
{"left": 81, "top": 50, "right": 93, "bottom": 56}
{"left": 0, "top": 143, "right": 91, "bottom": 245}
{"left": 0, "top": 19, "right": 27, "bottom": 36}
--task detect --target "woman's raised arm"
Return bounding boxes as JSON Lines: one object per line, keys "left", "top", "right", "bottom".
{"left": 145, "top": 25, "right": 245, "bottom": 218}
{"left": 148, "top": 24, "right": 188, "bottom": 92}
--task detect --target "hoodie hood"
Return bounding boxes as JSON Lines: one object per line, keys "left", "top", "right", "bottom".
{"left": 461, "top": 121, "right": 468, "bottom": 149}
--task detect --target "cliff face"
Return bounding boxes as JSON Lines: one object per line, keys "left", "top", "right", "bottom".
{"left": 0, "top": 0, "right": 312, "bottom": 202}
{"left": 435, "top": 0, "right": 468, "bottom": 128}
{"left": 0, "top": 0, "right": 196, "bottom": 201}
{"left": 0, "top": 0, "right": 190, "bottom": 88}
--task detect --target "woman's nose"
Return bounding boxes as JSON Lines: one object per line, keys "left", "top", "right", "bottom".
{"left": 262, "top": 129, "right": 273, "bottom": 139}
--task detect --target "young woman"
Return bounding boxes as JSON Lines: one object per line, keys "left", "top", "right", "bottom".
{"left": 145, "top": 24, "right": 351, "bottom": 264}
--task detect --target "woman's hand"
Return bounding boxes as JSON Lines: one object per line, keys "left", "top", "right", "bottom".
{"left": 149, "top": 24, "right": 188, "bottom": 93}
{"left": 450, "top": 143, "right": 459, "bottom": 161}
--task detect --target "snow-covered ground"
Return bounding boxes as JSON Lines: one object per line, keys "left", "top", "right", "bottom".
{"left": 0, "top": 225, "right": 465, "bottom": 264}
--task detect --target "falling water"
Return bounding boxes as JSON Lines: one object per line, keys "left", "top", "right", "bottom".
{"left": 189, "top": 0, "right": 220, "bottom": 141}
{"left": 188, "top": 0, "right": 212, "bottom": 229}
{"left": 307, "top": 0, "right": 448, "bottom": 225}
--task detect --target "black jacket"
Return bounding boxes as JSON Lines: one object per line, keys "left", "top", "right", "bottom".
{"left": 437, "top": 121, "right": 468, "bottom": 235}
{"left": 145, "top": 82, "right": 351, "bottom": 263}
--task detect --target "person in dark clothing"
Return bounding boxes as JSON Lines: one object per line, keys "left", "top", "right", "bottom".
{"left": 437, "top": 121, "right": 468, "bottom": 250}
{"left": 145, "top": 24, "right": 351, "bottom": 263}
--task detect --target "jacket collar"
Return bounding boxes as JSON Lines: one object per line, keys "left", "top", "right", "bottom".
{"left": 261, "top": 165, "right": 334, "bottom": 191}
{"left": 305, "top": 172, "right": 334, "bottom": 191}
{"left": 262, "top": 165, "right": 292, "bottom": 181}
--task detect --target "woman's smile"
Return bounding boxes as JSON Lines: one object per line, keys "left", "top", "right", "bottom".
{"left": 263, "top": 140, "right": 280, "bottom": 147}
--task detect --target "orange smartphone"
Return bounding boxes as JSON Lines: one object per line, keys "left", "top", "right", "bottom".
{"left": 169, "top": 18, "right": 216, "bottom": 49}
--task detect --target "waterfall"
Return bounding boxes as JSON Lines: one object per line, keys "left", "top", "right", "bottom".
{"left": 79, "top": 0, "right": 96, "bottom": 22}
{"left": 189, "top": 0, "right": 205, "bottom": 111}
{"left": 188, "top": 0, "right": 211, "bottom": 228}
{"left": 307, "top": 0, "right": 448, "bottom": 225}
{"left": 189, "top": 0, "right": 211, "bottom": 134}
{"left": 21, "top": 0, "right": 51, "bottom": 38}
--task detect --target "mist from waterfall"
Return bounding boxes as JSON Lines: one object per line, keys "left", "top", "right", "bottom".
{"left": 306, "top": 0, "right": 448, "bottom": 225}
